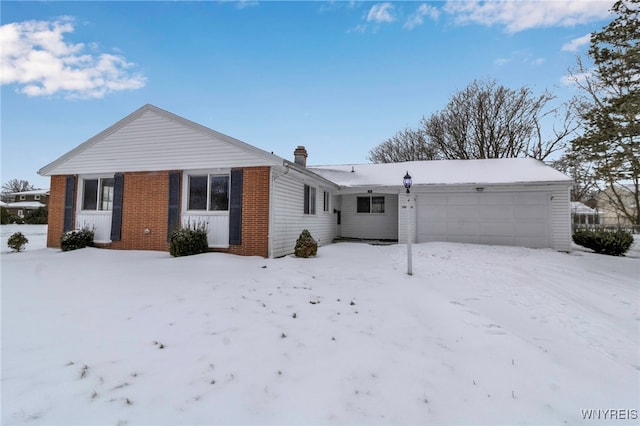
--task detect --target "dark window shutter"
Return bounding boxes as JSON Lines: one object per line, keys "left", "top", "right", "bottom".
{"left": 110, "top": 174, "right": 124, "bottom": 241}
{"left": 229, "top": 169, "right": 243, "bottom": 245}
{"left": 63, "top": 175, "right": 76, "bottom": 232}
{"left": 167, "top": 172, "right": 181, "bottom": 241}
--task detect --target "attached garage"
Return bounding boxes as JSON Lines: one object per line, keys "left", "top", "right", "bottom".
{"left": 311, "top": 158, "right": 573, "bottom": 252}
{"left": 415, "top": 190, "right": 551, "bottom": 248}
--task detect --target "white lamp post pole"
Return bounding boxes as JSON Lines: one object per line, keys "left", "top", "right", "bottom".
{"left": 403, "top": 172, "right": 413, "bottom": 276}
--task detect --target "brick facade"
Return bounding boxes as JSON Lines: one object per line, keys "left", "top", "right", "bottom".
{"left": 228, "top": 166, "right": 270, "bottom": 257}
{"left": 109, "top": 171, "right": 172, "bottom": 251}
{"left": 47, "top": 167, "right": 271, "bottom": 256}
{"left": 47, "top": 175, "right": 73, "bottom": 248}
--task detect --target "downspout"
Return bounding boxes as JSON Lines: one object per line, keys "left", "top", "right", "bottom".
{"left": 268, "top": 163, "right": 291, "bottom": 258}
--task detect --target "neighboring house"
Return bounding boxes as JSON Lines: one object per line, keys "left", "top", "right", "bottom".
{"left": 2, "top": 189, "right": 49, "bottom": 219}
{"left": 570, "top": 201, "right": 599, "bottom": 227}
{"left": 38, "top": 104, "right": 572, "bottom": 257}
{"left": 596, "top": 185, "right": 639, "bottom": 227}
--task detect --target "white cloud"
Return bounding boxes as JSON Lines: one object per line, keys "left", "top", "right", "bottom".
{"left": 367, "top": 3, "right": 395, "bottom": 23}
{"left": 443, "top": 0, "right": 612, "bottom": 33}
{"left": 562, "top": 33, "right": 592, "bottom": 52}
{"left": 0, "top": 18, "right": 146, "bottom": 99}
{"left": 494, "top": 50, "right": 545, "bottom": 67}
{"left": 404, "top": 3, "right": 440, "bottom": 30}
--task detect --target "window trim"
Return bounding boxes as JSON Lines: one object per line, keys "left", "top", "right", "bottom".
{"left": 78, "top": 175, "right": 115, "bottom": 212}
{"left": 304, "top": 184, "right": 316, "bottom": 215}
{"left": 356, "top": 195, "right": 386, "bottom": 214}
{"left": 34, "top": 195, "right": 41, "bottom": 200}
{"left": 183, "top": 169, "right": 231, "bottom": 214}
{"left": 323, "top": 191, "right": 330, "bottom": 212}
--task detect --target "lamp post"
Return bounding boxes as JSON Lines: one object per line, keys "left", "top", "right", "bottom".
{"left": 403, "top": 172, "right": 413, "bottom": 276}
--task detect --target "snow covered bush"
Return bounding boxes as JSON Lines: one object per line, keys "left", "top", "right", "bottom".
{"left": 61, "top": 228, "right": 95, "bottom": 252}
{"left": 294, "top": 229, "right": 317, "bottom": 258}
{"left": 7, "top": 232, "right": 28, "bottom": 252}
{"left": 169, "top": 223, "right": 208, "bottom": 257}
{"left": 572, "top": 228, "right": 633, "bottom": 256}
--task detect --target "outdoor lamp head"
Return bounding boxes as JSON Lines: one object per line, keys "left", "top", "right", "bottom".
{"left": 403, "top": 172, "right": 412, "bottom": 193}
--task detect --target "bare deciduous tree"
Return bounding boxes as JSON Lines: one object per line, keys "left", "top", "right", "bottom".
{"left": 2, "top": 179, "right": 35, "bottom": 194}
{"left": 368, "top": 127, "right": 439, "bottom": 163}
{"left": 421, "top": 79, "right": 575, "bottom": 161}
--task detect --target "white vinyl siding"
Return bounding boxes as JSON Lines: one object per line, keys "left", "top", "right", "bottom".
{"left": 550, "top": 186, "right": 572, "bottom": 252}
{"left": 340, "top": 194, "right": 398, "bottom": 240}
{"left": 270, "top": 169, "right": 337, "bottom": 258}
{"left": 45, "top": 110, "right": 276, "bottom": 175}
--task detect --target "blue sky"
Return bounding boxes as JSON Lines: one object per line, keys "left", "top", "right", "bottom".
{"left": 1, "top": 0, "right": 614, "bottom": 189}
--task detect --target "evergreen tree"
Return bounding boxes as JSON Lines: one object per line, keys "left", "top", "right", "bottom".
{"left": 570, "top": 0, "right": 639, "bottom": 224}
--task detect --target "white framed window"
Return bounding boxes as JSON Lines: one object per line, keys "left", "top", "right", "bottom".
{"left": 17, "top": 209, "right": 24, "bottom": 218}
{"left": 34, "top": 195, "right": 41, "bottom": 200}
{"left": 323, "top": 191, "right": 330, "bottom": 212}
{"left": 186, "top": 173, "right": 230, "bottom": 212}
{"left": 304, "top": 185, "right": 316, "bottom": 215}
{"left": 357, "top": 196, "right": 385, "bottom": 214}
{"left": 19, "top": 195, "right": 26, "bottom": 200}
{"left": 81, "top": 177, "right": 114, "bottom": 211}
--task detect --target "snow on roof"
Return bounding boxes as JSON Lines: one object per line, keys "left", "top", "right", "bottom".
{"left": 309, "top": 158, "right": 571, "bottom": 188}
{"left": 570, "top": 202, "right": 597, "bottom": 214}
{"left": 0, "top": 201, "right": 7, "bottom": 207}
{"left": 5, "top": 201, "right": 46, "bottom": 209}
{"left": 5, "top": 189, "right": 49, "bottom": 196}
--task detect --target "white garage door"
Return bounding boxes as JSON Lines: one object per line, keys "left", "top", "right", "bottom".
{"left": 416, "top": 192, "right": 550, "bottom": 248}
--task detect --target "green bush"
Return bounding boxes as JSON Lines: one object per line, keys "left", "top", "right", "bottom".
{"left": 169, "top": 223, "right": 208, "bottom": 257}
{"left": 8, "top": 232, "right": 28, "bottom": 252}
{"left": 25, "top": 207, "right": 48, "bottom": 224}
{"left": 61, "top": 228, "right": 95, "bottom": 252}
{"left": 572, "top": 228, "right": 634, "bottom": 256}
{"left": 8, "top": 214, "right": 24, "bottom": 224}
{"left": 294, "top": 229, "right": 317, "bottom": 258}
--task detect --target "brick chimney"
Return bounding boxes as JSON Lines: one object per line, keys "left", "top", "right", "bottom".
{"left": 293, "top": 146, "right": 308, "bottom": 167}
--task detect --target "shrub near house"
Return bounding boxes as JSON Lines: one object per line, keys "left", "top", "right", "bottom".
{"left": 572, "top": 228, "right": 633, "bottom": 256}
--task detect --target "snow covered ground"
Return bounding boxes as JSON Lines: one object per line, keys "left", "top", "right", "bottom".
{"left": 1, "top": 225, "right": 639, "bottom": 425}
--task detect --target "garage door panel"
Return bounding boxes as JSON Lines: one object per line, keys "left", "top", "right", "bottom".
{"left": 515, "top": 205, "right": 547, "bottom": 219}
{"left": 448, "top": 234, "right": 479, "bottom": 244}
{"left": 514, "top": 222, "right": 547, "bottom": 237}
{"left": 447, "top": 194, "right": 480, "bottom": 205}
{"left": 416, "top": 191, "right": 550, "bottom": 249}
{"left": 481, "top": 222, "right": 515, "bottom": 237}
{"left": 447, "top": 221, "right": 479, "bottom": 235}
{"left": 480, "top": 204, "right": 514, "bottom": 219}
{"left": 418, "top": 195, "right": 448, "bottom": 206}
{"left": 421, "top": 205, "right": 448, "bottom": 219}
{"left": 479, "top": 235, "right": 514, "bottom": 246}
{"left": 448, "top": 206, "right": 480, "bottom": 218}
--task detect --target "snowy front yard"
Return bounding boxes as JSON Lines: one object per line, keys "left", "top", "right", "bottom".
{"left": 1, "top": 225, "right": 639, "bottom": 425}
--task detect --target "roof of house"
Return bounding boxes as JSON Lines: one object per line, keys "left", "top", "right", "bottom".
{"left": 38, "top": 104, "right": 289, "bottom": 176}
{"left": 0, "top": 201, "right": 7, "bottom": 207}
{"left": 309, "top": 158, "right": 572, "bottom": 188}
{"left": 570, "top": 202, "right": 597, "bottom": 214}
{"left": 5, "top": 201, "right": 46, "bottom": 209}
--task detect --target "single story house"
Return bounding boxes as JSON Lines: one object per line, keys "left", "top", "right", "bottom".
{"left": 38, "top": 104, "right": 572, "bottom": 257}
